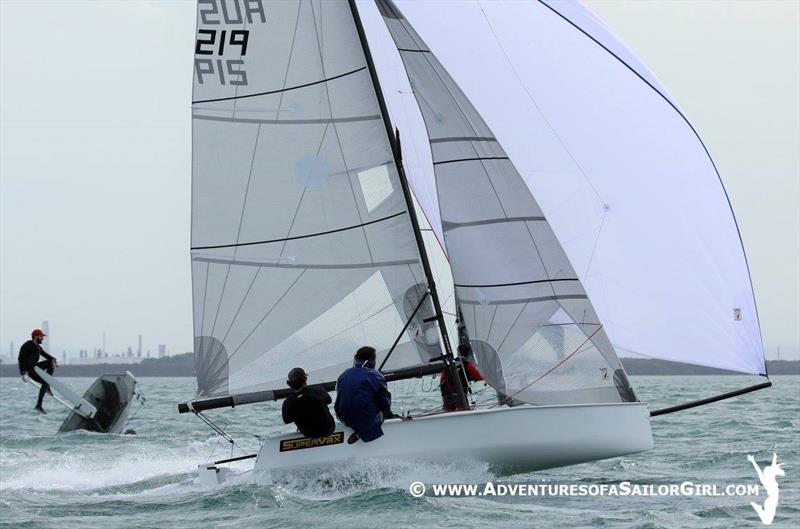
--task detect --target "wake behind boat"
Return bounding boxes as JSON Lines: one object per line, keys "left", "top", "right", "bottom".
{"left": 179, "top": 0, "right": 768, "bottom": 483}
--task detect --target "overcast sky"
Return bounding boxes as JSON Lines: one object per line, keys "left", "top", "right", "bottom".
{"left": 1, "top": 0, "right": 798, "bottom": 360}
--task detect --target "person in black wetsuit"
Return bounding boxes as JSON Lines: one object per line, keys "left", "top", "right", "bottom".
{"left": 281, "top": 367, "right": 335, "bottom": 438}
{"left": 18, "top": 328, "right": 58, "bottom": 413}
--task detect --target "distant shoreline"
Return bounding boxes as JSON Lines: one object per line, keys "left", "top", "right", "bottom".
{"left": 0, "top": 353, "right": 796, "bottom": 377}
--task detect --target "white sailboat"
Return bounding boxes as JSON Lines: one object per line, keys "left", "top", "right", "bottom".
{"left": 179, "top": 0, "right": 767, "bottom": 483}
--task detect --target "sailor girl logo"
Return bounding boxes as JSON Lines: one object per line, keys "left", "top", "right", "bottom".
{"left": 747, "top": 453, "right": 785, "bottom": 525}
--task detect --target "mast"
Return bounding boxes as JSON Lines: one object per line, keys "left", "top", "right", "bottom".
{"left": 348, "top": 0, "right": 469, "bottom": 409}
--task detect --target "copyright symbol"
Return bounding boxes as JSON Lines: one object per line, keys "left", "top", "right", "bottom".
{"left": 409, "top": 481, "right": 426, "bottom": 497}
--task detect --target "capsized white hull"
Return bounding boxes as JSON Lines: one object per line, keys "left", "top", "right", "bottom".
{"left": 252, "top": 402, "right": 653, "bottom": 474}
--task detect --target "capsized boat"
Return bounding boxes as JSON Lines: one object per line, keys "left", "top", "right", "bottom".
{"left": 179, "top": 0, "right": 768, "bottom": 483}
{"left": 58, "top": 372, "right": 142, "bottom": 434}
{"left": 28, "top": 368, "right": 143, "bottom": 434}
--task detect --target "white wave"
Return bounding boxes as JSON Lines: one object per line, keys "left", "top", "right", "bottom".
{"left": 268, "top": 456, "right": 495, "bottom": 501}
{"left": 0, "top": 437, "right": 230, "bottom": 492}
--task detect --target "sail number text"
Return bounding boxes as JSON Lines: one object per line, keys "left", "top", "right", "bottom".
{"left": 194, "top": 0, "right": 267, "bottom": 87}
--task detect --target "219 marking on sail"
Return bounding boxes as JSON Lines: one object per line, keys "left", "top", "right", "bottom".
{"left": 194, "top": 0, "right": 267, "bottom": 86}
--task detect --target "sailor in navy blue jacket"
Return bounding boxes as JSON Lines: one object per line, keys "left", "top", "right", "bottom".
{"left": 334, "top": 346, "right": 393, "bottom": 443}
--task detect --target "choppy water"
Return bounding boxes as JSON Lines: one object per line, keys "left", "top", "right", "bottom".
{"left": 0, "top": 375, "right": 797, "bottom": 528}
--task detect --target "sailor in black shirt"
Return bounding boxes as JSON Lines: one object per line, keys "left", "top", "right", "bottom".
{"left": 18, "top": 328, "right": 58, "bottom": 413}
{"left": 282, "top": 367, "right": 335, "bottom": 439}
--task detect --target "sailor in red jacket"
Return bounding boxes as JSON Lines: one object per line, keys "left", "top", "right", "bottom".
{"left": 440, "top": 342, "right": 483, "bottom": 412}
{"left": 18, "top": 329, "right": 58, "bottom": 413}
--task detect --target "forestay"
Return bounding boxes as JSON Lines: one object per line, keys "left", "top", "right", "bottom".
{"left": 376, "top": 0, "right": 636, "bottom": 406}
{"left": 190, "top": 0, "right": 440, "bottom": 399}
{"left": 369, "top": 0, "right": 765, "bottom": 376}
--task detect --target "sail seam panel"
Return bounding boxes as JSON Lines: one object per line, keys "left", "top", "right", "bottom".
{"left": 433, "top": 156, "right": 510, "bottom": 165}
{"left": 191, "top": 256, "right": 418, "bottom": 270}
{"left": 459, "top": 294, "right": 587, "bottom": 306}
{"left": 192, "top": 114, "right": 382, "bottom": 125}
{"left": 430, "top": 136, "right": 497, "bottom": 143}
{"left": 455, "top": 278, "right": 580, "bottom": 288}
{"left": 443, "top": 216, "right": 546, "bottom": 230}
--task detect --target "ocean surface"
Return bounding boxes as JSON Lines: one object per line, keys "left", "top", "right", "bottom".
{"left": 1, "top": 375, "right": 797, "bottom": 529}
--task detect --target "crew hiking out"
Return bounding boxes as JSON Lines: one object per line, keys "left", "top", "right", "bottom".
{"left": 335, "top": 346, "right": 398, "bottom": 444}
{"left": 281, "top": 367, "right": 335, "bottom": 439}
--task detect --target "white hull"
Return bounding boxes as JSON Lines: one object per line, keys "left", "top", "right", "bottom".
{"left": 252, "top": 402, "right": 653, "bottom": 474}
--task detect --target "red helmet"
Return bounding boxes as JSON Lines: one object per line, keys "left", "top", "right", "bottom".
{"left": 31, "top": 329, "right": 47, "bottom": 338}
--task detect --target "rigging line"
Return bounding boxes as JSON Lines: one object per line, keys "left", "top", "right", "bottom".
{"left": 275, "top": 0, "right": 304, "bottom": 121}
{"left": 300, "top": 300, "right": 396, "bottom": 353}
{"left": 492, "top": 324, "right": 604, "bottom": 408}
{"left": 378, "top": 291, "right": 430, "bottom": 371}
{"left": 192, "top": 67, "right": 367, "bottom": 104}
{"left": 227, "top": 269, "right": 307, "bottom": 362}
{"left": 487, "top": 304, "right": 498, "bottom": 343}
{"left": 476, "top": 0, "right": 604, "bottom": 204}
{"left": 583, "top": 206, "right": 608, "bottom": 279}
{"left": 455, "top": 277, "right": 580, "bottom": 288}
{"left": 191, "top": 211, "right": 407, "bottom": 250}
{"left": 472, "top": 303, "right": 477, "bottom": 342}
{"left": 309, "top": 1, "right": 375, "bottom": 264}
{"left": 195, "top": 411, "right": 233, "bottom": 443}
{"left": 231, "top": 11, "right": 249, "bottom": 118}
{"left": 278, "top": 122, "right": 329, "bottom": 259}
{"left": 353, "top": 275, "right": 368, "bottom": 345}
{"left": 272, "top": 1, "right": 319, "bottom": 263}
{"left": 195, "top": 411, "right": 251, "bottom": 457}
{"left": 199, "top": 260, "right": 210, "bottom": 339}
{"left": 211, "top": 123, "right": 263, "bottom": 338}
{"left": 219, "top": 266, "right": 262, "bottom": 347}
{"left": 495, "top": 302, "right": 528, "bottom": 353}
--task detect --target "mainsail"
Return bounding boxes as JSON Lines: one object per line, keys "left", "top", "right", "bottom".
{"left": 190, "top": 0, "right": 444, "bottom": 400}
{"left": 375, "top": 0, "right": 635, "bottom": 405}
{"left": 370, "top": 0, "right": 766, "bottom": 377}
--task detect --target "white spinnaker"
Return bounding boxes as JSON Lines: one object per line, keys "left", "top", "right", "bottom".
{"left": 190, "top": 0, "right": 441, "bottom": 398}
{"left": 364, "top": 0, "right": 765, "bottom": 376}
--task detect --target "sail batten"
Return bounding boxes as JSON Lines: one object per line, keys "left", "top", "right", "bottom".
{"left": 192, "top": 66, "right": 369, "bottom": 104}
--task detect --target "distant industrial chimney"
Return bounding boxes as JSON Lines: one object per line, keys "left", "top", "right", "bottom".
{"left": 42, "top": 321, "right": 50, "bottom": 352}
